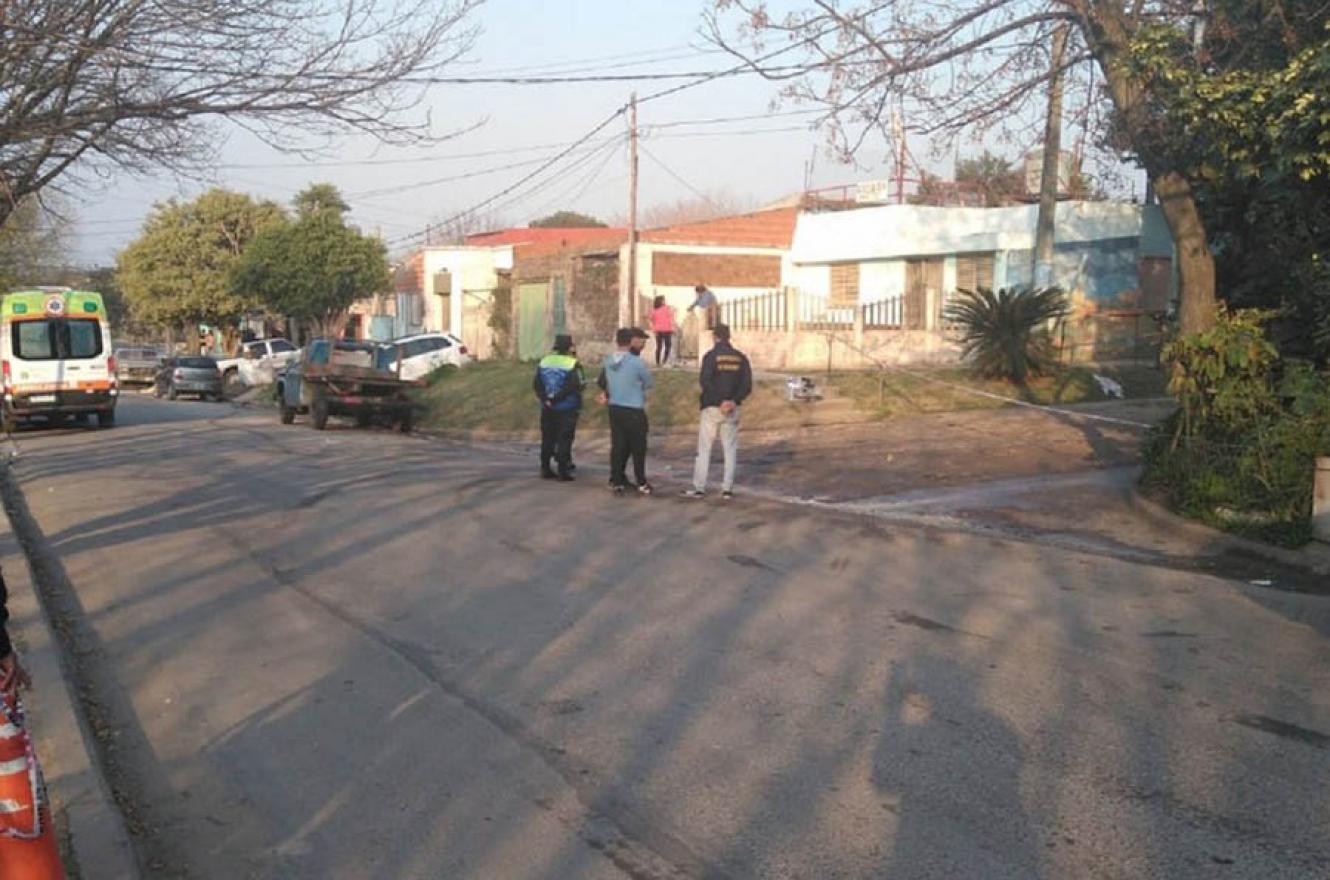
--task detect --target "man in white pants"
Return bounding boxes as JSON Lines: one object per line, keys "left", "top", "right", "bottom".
{"left": 681, "top": 323, "right": 752, "bottom": 500}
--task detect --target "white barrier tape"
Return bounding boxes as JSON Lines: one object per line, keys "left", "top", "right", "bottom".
{"left": 825, "top": 332, "right": 1159, "bottom": 430}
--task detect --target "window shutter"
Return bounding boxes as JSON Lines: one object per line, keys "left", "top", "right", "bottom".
{"left": 830, "top": 263, "right": 860, "bottom": 308}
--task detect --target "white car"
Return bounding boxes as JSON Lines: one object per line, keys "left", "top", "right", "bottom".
{"left": 391, "top": 333, "right": 471, "bottom": 380}
{"left": 217, "top": 338, "right": 300, "bottom": 387}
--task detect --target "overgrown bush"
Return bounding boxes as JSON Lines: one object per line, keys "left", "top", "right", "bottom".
{"left": 943, "top": 285, "right": 1070, "bottom": 382}
{"left": 1143, "top": 307, "right": 1330, "bottom": 545}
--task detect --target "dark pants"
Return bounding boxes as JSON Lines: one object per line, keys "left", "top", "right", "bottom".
{"left": 540, "top": 408, "right": 579, "bottom": 474}
{"left": 608, "top": 405, "right": 649, "bottom": 487}
{"left": 654, "top": 332, "right": 673, "bottom": 366}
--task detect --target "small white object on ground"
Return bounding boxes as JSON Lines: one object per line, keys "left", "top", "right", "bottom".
{"left": 1093, "top": 374, "right": 1125, "bottom": 399}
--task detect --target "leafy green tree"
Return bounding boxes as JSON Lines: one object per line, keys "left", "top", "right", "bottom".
{"left": 530, "top": 210, "right": 607, "bottom": 228}
{"left": 294, "top": 183, "right": 351, "bottom": 219}
{"left": 1122, "top": 10, "right": 1330, "bottom": 360}
{"left": 232, "top": 185, "right": 389, "bottom": 337}
{"left": 116, "top": 189, "right": 285, "bottom": 339}
{"left": 954, "top": 152, "right": 1025, "bottom": 207}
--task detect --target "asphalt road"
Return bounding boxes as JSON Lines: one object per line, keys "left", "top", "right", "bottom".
{"left": 5, "top": 395, "right": 1330, "bottom": 880}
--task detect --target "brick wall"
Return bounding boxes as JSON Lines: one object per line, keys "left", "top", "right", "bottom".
{"left": 651, "top": 251, "right": 782, "bottom": 287}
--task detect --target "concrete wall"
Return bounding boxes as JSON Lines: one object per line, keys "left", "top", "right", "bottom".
{"left": 732, "top": 327, "right": 960, "bottom": 371}
{"left": 421, "top": 246, "right": 513, "bottom": 353}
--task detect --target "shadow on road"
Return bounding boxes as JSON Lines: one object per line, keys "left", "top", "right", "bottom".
{"left": 5, "top": 401, "right": 1330, "bottom": 879}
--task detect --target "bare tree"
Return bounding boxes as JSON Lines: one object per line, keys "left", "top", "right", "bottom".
{"left": 0, "top": 0, "right": 482, "bottom": 227}
{"left": 638, "top": 191, "right": 757, "bottom": 229}
{"left": 706, "top": 1, "right": 1218, "bottom": 334}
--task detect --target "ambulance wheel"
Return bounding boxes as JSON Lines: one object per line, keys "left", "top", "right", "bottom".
{"left": 98, "top": 410, "right": 115, "bottom": 429}
{"left": 310, "top": 391, "right": 329, "bottom": 431}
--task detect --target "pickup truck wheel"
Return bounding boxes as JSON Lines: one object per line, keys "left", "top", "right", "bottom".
{"left": 310, "top": 391, "right": 329, "bottom": 430}
{"left": 280, "top": 403, "right": 296, "bottom": 425}
{"left": 97, "top": 410, "right": 116, "bottom": 429}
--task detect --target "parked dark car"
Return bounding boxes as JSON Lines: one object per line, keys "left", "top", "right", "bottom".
{"left": 155, "top": 357, "right": 224, "bottom": 401}
{"left": 114, "top": 346, "right": 163, "bottom": 386}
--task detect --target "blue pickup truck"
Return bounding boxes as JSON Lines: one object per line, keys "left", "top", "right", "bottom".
{"left": 277, "top": 338, "right": 421, "bottom": 432}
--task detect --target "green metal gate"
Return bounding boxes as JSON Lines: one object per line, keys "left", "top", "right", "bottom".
{"left": 517, "top": 281, "right": 549, "bottom": 361}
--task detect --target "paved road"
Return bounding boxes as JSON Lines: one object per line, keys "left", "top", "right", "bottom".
{"left": 4, "top": 396, "right": 1330, "bottom": 879}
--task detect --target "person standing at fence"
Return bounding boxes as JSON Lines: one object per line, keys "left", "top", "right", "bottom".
{"left": 598, "top": 328, "right": 655, "bottom": 496}
{"left": 650, "top": 295, "right": 675, "bottom": 367}
{"left": 533, "top": 334, "right": 585, "bottom": 481}
{"left": 681, "top": 323, "right": 752, "bottom": 500}
{"left": 687, "top": 284, "right": 719, "bottom": 365}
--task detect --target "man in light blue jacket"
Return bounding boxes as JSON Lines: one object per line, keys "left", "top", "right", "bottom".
{"left": 597, "top": 327, "right": 655, "bottom": 495}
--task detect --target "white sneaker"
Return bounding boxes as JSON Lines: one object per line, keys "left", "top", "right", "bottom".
{"left": 679, "top": 488, "right": 706, "bottom": 499}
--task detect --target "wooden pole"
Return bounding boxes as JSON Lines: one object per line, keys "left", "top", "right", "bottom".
{"left": 1033, "top": 25, "right": 1068, "bottom": 287}
{"left": 627, "top": 92, "right": 640, "bottom": 327}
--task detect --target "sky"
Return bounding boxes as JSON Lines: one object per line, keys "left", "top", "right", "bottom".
{"left": 66, "top": 0, "right": 1139, "bottom": 267}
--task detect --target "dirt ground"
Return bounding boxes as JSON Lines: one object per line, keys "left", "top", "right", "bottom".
{"left": 590, "top": 398, "right": 1176, "bottom": 503}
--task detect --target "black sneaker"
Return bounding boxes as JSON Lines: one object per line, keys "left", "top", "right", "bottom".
{"left": 558, "top": 472, "right": 575, "bottom": 482}
{"left": 540, "top": 468, "right": 558, "bottom": 480}
{"left": 721, "top": 490, "right": 735, "bottom": 500}
{"left": 680, "top": 488, "right": 706, "bottom": 499}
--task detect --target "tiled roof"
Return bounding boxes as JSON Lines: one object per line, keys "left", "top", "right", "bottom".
{"left": 465, "top": 227, "right": 628, "bottom": 248}
{"left": 640, "top": 207, "right": 797, "bottom": 248}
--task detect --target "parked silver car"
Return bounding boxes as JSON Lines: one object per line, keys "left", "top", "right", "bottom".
{"left": 155, "top": 356, "right": 224, "bottom": 401}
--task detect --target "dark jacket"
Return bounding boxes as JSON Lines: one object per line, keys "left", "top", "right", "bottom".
{"left": 699, "top": 341, "right": 753, "bottom": 409}
{"left": 0, "top": 566, "right": 11, "bottom": 658}
{"left": 534, "top": 353, "right": 586, "bottom": 412}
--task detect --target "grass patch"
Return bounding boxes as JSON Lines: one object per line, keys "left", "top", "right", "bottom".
{"left": 413, "top": 360, "right": 800, "bottom": 433}
{"left": 824, "top": 364, "right": 1168, "bottom": 419}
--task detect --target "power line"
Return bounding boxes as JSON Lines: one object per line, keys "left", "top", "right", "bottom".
{"left": 213, "top": 110, "right": 816, "bottom": 170}
{"left": 386, "top": 107, "right": 630, "bottom": 246}
{"left": 638, "top": 144, "right": 716, "bottom": 207}
{"left": 386, "top": 12, "right": 867, "bottom": 248}
{"left": 346, "top": 144, "right": 616, "bottom": 201}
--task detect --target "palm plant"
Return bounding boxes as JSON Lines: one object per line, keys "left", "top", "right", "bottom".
{"left": 943, "top": 285, "right": 1070, "bottom": 382}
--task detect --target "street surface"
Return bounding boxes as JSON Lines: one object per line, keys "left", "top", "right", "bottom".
{"left": 5, "top": 395, "right": 1330, "bottom": 879}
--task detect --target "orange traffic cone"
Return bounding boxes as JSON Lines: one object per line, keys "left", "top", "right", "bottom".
{"left": 0, "top": 681, "right": 64, "bottom": 879}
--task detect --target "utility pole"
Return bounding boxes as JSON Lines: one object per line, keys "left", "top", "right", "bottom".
{"left": 625, "top": 92, "right": 640, "bottom": 327}
{"left": 1032, "top": 24, "right": 1068, "bottom": 287}
{"left": 892, "top": 106, "right": 906, "bottom": 204}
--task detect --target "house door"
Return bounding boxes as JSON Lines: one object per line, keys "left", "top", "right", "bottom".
{"left": 517, "top": 281, "right": 550, "bottom": 361}
{"left": 905, "top": 257, "right": 944, "bottom": 330}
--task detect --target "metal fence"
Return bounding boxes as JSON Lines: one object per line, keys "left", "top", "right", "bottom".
{"left": 717, "top": 289, "right": 906, "bottom": 332}
{"left": 719, "top": 289, "right": 786, "bottom": 331}
{"left": 861, "top": 295, "right": 904, "bottom": 329}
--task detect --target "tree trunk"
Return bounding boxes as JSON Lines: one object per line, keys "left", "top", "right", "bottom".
{"left": 1075, "top": 3, "right": 1218, "bottom": 335}
{"left": 1153, "top": 171, "right": 1217, "bottom": 335}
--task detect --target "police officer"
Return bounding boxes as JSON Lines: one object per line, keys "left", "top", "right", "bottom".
{"left": 533, "top": 334, "right": 586, "bottom": 481}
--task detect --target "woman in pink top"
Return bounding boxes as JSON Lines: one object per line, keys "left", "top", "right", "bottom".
{"left": 650, "top": 295, "right": 675, "bottom": 366}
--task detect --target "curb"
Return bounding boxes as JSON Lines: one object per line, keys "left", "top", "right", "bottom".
{"left": 1128, "top": 487, "right": 1330, "bottom": 576}
{"left": 0, "top": 465, "right": 141, "bottom": 880}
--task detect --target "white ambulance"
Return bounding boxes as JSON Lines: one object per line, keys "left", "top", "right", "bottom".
{"left": 1, "top": 289, "right": 118, "bottom": 430}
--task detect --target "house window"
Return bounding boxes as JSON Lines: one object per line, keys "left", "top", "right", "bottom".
{"left": 830, "top": 263, "right": 860, "bottom": 308}
{"left": 955, "top": 253, "right": 995, "bottom": 294}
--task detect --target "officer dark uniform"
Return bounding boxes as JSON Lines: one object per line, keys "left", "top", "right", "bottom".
{"left": 533, "top": 335, "right": 586, "bottom": 480}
